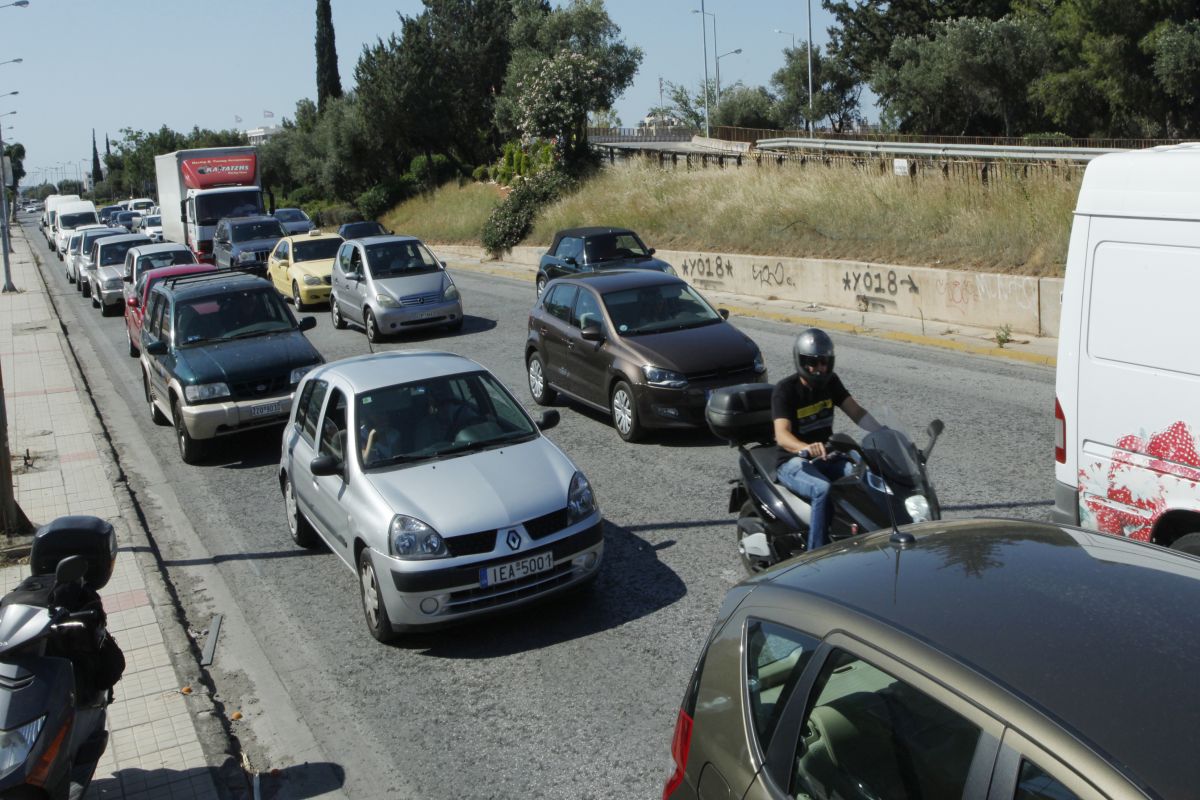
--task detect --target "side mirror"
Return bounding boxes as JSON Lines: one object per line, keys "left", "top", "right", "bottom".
{"left": 718, "top": 308, "right": 730, "bottom": 320}
{"left": 144, "top": 338, "right": 167, "bottom": 356}
{"left": 54, "top": 555, "right": 89, "bottom": 586}
{"left": 563, "top": 256, "right": 577, "bottom": 267}
{"left": 648, "top": 247, "right": 656, "bottom": 255}
{"left": 580, "top": 323, "right": 604, "bottom": 342}
{"left": 923, "top": 419, "right": 945, "bottom": 461}
{"left": 536, "top": 409, "right": 560, "bottom": 431}
{"left": 298, "top": 316, "right": 317, "bottom": 332}
{"left": 310, "top": 454, "right": 343, "bottom": 477}
{"left": 440, "top": 260, "right": 447, "bottom": 269}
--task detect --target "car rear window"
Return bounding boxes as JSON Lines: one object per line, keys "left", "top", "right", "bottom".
{"left": 745, "top": 620, "right": 820, "bottom": 751}
{"left": 232, "top": 221, "right": 285, "bottom": 241}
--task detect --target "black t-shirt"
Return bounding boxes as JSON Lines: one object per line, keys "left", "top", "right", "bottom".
{"left": 771, "top": 372, "right": 850, "bottom": 464}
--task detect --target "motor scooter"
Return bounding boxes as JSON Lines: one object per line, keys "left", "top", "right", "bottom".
{"left": 0, "top": 515, "right": 122, "bottom": 800}
{"left": 706, "top": 384, "right": 944, "bottom": 573}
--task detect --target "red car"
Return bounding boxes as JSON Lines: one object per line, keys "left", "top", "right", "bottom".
{"left": 125, "top": 263, "right": 218, "bottom": 356}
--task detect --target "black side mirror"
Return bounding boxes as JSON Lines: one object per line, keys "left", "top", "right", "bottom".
{"left": 537, "top": 410, "right": 560, "bottom": 431}
{"left": 923, "top": 419, "right": 945, "bottom": 461}
{"left": 648, "top": 247, "right": 656, "bottom": 256}
{"left": 298, "top": 316, "right": 317, "bottom": 332}
{"left": 55, "top": 555, "right": 88, "bottom": 586}
{"left": 310, "top": 454, "right": 343, "bottom": 477}
{"left": 144, "top": 338, "right": 167, "bottom": 356}
{"left": 563, "top": 256, "right": 577, "bottom": 267}
{"left": 580, "top": 323, "right": 604, "bottom": 342}
{"left": 718, "top": 308, "right": 730, "bottom": 320}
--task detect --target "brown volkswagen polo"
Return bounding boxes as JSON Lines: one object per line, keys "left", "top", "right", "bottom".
{"left": 525, "top": 270, "right": 766, "bottom": 441}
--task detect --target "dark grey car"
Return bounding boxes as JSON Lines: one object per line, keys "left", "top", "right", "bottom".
{"left": 665, "top": 519, "right": 1200, "bottom": 800}
{"left": 212, "top": 215, "right": 286, "bottom": 277}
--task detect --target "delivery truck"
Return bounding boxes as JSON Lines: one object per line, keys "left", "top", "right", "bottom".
{"left": 154, "top": 147, "right": 270, "bottom": 263}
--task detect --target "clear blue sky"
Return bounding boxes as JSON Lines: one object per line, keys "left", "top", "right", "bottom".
{"left": 3, "top": 0, "right": 841, "bottom": 186}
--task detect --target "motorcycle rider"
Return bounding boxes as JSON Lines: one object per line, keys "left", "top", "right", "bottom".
{"left": 772, "top": 328, "right": 883, "bottom": 551}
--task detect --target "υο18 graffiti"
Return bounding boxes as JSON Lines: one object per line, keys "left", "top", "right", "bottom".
{"left": 842, "top": 269, "right": 918, "bottom": 296}
{"left": 681, "top": 256, "right": 734, "bottom": 280}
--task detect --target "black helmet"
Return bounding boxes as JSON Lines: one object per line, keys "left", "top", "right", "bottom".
{"left": 793, "top": 328, "right": 835, "bottom": 389}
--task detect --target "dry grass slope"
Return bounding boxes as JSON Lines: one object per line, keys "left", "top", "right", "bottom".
{"left": 388, "top": 162, "right": 1080, "bottom": 277}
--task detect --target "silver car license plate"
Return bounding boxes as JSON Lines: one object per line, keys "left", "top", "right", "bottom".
{"left": 479, "top": 552, "right": 555, "bottom": 588}
{"left": 249, "top": 401, "right": 283, "bottom": 418}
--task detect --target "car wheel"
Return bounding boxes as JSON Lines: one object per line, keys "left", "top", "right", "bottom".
{"left": 358, "top": 549, "right": 397, "bottom": 643}
{"left": 527, "top": 352, "right": 556, "bottom": 405}
{"left": 80, "top": 278, "right": 89, "bottom": 298}
{"left": 172, "top": 398, "right": 205, "bottom": 464}
{"left": 330, "top": 296, "right": 346, "bottom": 329}
{"left": 365, "top": 309, "right": 381, "bottom": 344}
{"left": 66, "top": 266, "right": 74, "bottom": 284}
{"left": 292, "top": 281, "right": 306, "bottom": 311}
{"left": 1171, "top": 532, "right": 1200, "bottom": 556}
{"left": 91, "top": 291, "right": 101, "bottom": 309}
{"left": 127, "top": 327, "right": 138, "bottom": 357}
{"left": 610, "top": 380, "right": 643, "bottom": 442}
{"left": 536, "top": 275, "right": 547, "bottom": 298}
{"left": 737, "top": 500, "right": 777, "bottom": 575}
{"left": 284, "top": 475, "right": 318, "bottom": 548}
{"left": 145, "top": 373, "right": 168, "bottom": 426}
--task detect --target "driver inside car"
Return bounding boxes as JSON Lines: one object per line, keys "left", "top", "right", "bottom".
{"left": 359, "top": 402, "right": 403, "bottom": 465}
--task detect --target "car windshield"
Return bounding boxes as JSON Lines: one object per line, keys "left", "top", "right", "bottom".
{"left": 355, "top": 371, "right": 537, "bottom": 469}
{"left": 231, "top": 220, "right": 284, "bottom": 242}
{"left": 174, "top": 289, "right": 294, "bottom": 345}
{"left": 60, "top": 212, "right": 98, "bottom": 229}
{"left": 293, "top": 238, "right": 342, "bottom": 262}
{"left": 138, "top": 251, "right": 195, "bottom": 271}
{"left": 583, "top": 232, "right": 650, "bottom": 264}
{"left": 195, "top": 191, "right": 265, "bottom": 226}
{"left": 132, "top": 202, "right": 153, "bottom": 211}
{"left": 275, "top": 209, "right": 307, "bottom": 222}
{"left": 116, "top": 213, "right": 137, "bottom": 223}
{"left": 602, "top": 283, "right": 723, "bottom": 335}
{"left": 100, "top": 239, "right": 149, "bottom": 266}
{"left": 364, "top": 240, "right": 439, "bottom": 278}
{"left": 341, "top": 221, "right": 385, "bottom": 238}
{"left": 143, "top": 216, "right": 161, "bottom": 227}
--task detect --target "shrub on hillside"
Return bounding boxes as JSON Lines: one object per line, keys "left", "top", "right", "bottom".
{"left": 481, "top": 169, "right": 578, "bottom": 257}
{"left": 472, "top": 165, "right": 490, "bottom": 182}
{"left": 411, "top": 154, "right": 453, "bottom": 188}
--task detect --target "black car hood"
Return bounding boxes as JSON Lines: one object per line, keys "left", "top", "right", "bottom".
{"left": 620, "top": 322, "right": 757, "bottom": 374}
{"left": 177, "top": 331, "right": 320, "bottom": 385}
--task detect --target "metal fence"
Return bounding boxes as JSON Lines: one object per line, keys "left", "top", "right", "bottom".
{"left": 587, "top": 127, "right": 697, "bottom": 144}
{"left": 711, "top": 125, "right": 1182, "bottom": 150}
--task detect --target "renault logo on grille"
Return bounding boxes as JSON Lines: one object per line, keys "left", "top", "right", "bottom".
{"left": 506, "top": 529, "right": 521, "bottom": 550}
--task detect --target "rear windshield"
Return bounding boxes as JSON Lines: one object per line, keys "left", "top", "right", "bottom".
{"left": 293, "top": 238, "right": 342, "bottom": 262}
{"left": 194, "top": 191, "right": 264, "bottom": 226}
{"left": 232, "top": 220, "right": 285, "bottom": 242}
{"left": 364, "top": 240, "right": 439, "bottom": 278}
{"left": 100, "top": 239, "right": 150, "bottom": 266}
{"left": 174, "top": 289, "right": 294, "bottom": 345}
{"left": 143, "top": 216, "right": 161, "bottom": 227}
{"left": 83, "top": 231, "right": 122, "bottom": 250}
{"left": 275, "top": 209, "right": 307, "bottom": 222}
{"left": 138, "top": 251, "right": 195, "bottom": 271}
{"left": 341, "top": 222, "right": 385, "bottom": 239}
{"left": 60, "top": 212, "right": 99, "bottom": 229}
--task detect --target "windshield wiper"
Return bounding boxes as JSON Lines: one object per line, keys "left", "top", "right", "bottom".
{"left": 223, "top": 328, "right": 291, "bottom": 341}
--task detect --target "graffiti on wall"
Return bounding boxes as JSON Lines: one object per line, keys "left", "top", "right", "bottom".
{"left": 751, "top": 262, "right": 795, "bottom": 288}
{"left": 843, "top": 269, "right": 919, "bottom": 297}
{"left": 680, "top": 255, "right": 734, "bottom": 289}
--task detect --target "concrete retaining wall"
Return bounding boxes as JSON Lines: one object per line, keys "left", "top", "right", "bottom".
{"left": 434, "top": 244, "right": 1063, "bottom": 338}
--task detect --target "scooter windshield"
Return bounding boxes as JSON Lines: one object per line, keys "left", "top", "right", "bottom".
{"left": 861, "top": 428, "right": 923, "bottom": 491}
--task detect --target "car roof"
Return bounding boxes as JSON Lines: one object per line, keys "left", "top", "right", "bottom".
{"left": 223, "top": 215, "right": 277, "bottom": 224}
{"left": 353, "top": 234, "right": 417, "bottom": 245}
{"left": 130, "top": 243, "right": 190, "bottom": 257}
{"left": 553, "top": 226, "right": 634, "bottom": 239}
{"left": 141, "top": 264, "right": 217, "bottom": 282}
{"left": 282, "top": 231, "right": 343, "bottom": 245}
{"left": 97, "top": 233, "right": 152, "bottom": 246}
{"left": 306, "top": 351, "right": 482, "bottom": 395}
{"left": 755, "top": 519, "right": 1200, "bottom": 797}
{"left": 153, "top": 270, "right": 267, "bottom": 301}
{"left": 556, "top": 269, "right": 679, "bottom": 292}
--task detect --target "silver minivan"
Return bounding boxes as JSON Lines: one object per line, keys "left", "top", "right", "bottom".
{"left": 329, "top": 236, "right": 463, "bottom": 343}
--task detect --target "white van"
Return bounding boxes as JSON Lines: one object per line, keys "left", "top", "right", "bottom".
{"left": 52, "top": 200, "right": 100, "bottom": 259}
{"left": 1053, "top": 143, "right": 1200, "bottom": 555}
{"left": 42, "top": 194, "right": 80, "bottom": 247}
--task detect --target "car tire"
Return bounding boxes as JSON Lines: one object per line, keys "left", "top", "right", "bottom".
{"left": 1171, "top": 532, "right": 1200, "bottom": 556}
{"left": 737, "top": 500, "right": 776, "bottom": 575}
{"left": 527, "top": 352, "right": 557, "bottom": 406}
{"left": 358, "top": 549, "right": 397, "bottom": 643}
{"left": 91, "top": 291, "right": 100, "bottom": 310}
{"left": 365, "top": 309, "right": 382, "bottom": 344}
{"left": 127, "top": 327, "right": 138, "bottom": 357}
{"left": 80, "top": 278, "right": 89, "bottom": 298}
{"left": 536, "top": 275, "right": 547, "bottom": 298}
{"left": 610, "top": 380, "right": 643, "bottom": 442}
{"left": 330, "top": 296, "right": 346, "bottom": 329}
{"left": 172, "top": 398, "right": 205, "bottom": 464}
{"left": 284, "top": 475, "right": 318, "bottom": 548}
{"left": 292, "top": 281, "right": 306, "bottom": 311}
{"left": 144, "top": 373, "right": 168, "bottom": 426}
{"left": 66, "top": 266, "right": 74, "bottom": 284}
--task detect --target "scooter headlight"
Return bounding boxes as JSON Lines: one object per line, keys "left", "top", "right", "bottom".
{"left": 0, "top": 715, "right": 45, "bottom": 775}
{"left": 904, "top": 495, "right": 931, "bottom": 523}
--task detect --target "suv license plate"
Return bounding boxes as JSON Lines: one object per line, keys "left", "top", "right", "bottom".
{"left": 480, "top": 552, "right": 555, "bottom": 588}
{"left": 249, "top": 401, "right": 283, "bottom": 418}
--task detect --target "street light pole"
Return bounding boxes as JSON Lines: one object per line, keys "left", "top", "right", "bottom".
{"left": 807, "top": 0, "right": 814, "bottom": 136}
{"left": 715, "top": 49, "right": 742, "bottom": 106}
{"left": 0, "top": 110, "right": 18, "bottom": 291}
{"left": 691, "top": 5, "right": 711, "bottom": 138}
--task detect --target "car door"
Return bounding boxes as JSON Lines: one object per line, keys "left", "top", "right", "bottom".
{"left": 547, "top": 235, "right": 584, "bottom": 281}
{"left": 143, "top": 294, "right": 172, "bottom": 407}
{"left": 213, "top": 221, "right": 231, "bottom": 268}
{"left": 985, "top": 731, "right": 1116, "bottom": 800}
{"left": 286, "top": 378, "right": 343, "bottom": 550}
{"left": 346, "top": 245, "right": 369, "bottom": 324}
{"left": 566, "top": 285, "right": 610, "bottom": 406}
{"left": 538, "top": 284, "right": 579, "bottom": 396}
{"left": 269, "top": 239, "right": 290, "bottom": 293}
{"left": 305, "top": 388, "right": 354, "bottom": 558}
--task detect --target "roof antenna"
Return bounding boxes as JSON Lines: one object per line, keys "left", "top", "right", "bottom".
{"left": 877, "top": 458, "right": 914, "bottom": 549}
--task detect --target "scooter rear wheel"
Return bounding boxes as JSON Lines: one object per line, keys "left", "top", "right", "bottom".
{"left": 737, "top": 501, "right": 777, "bottom": 575}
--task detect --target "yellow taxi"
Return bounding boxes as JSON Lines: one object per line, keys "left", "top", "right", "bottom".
{"left": 267, "top": 230, "right": 344, "bottom": 309}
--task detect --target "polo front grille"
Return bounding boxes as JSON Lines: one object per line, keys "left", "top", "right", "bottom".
{"left": 445, "top": 530, "right": 496, "bottom": 557}
{"left": 400, "top": 292, "right": 441, "bottom": 307}
{"left": 686, "top": 364, "right": 759, "bottom": 383}
{"left": 229, "top": 375, "right": 289, "bottom": 400}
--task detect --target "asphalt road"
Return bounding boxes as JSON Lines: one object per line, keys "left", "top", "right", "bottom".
{"left": 24, "top": 220, "right": 1056, "bottom": 799}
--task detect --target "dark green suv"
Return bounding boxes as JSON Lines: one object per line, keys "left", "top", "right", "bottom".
{"left": 139, "top": 271, "right": 322, "bottom": 464}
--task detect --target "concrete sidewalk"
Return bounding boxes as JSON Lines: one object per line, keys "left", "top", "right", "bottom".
{"left": 0, "top": 225, "right": 229, "bottom": 799}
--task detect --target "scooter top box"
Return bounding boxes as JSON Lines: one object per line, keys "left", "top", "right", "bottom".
{"left": 705, "top": 383, "right": 776, "bottom": 445}
{"left": 30, "top": 516, "right": 117, "bottom": 590}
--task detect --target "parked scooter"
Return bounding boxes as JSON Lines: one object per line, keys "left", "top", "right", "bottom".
{"left": 707, "top": 384, "right": 944, "bottom": 573}
{"left": 0, "top": 516, "right": 124, "bottom": 800}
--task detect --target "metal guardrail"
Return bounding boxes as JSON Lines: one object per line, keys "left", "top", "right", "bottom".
{"left": 756, "top": 137, "right": 1128, "bottom": 163}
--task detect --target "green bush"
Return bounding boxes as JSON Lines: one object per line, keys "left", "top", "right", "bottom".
{"left": 503, "top": 143, "right": 516, "bottom": 169}
{"left": 481, "top": 168, "right": 578, "bottom": 257}
{"left": 472, "top": 165, "right": 490, "bottom": 182}
{"left": 356, "top": 185, "right": 392, "bottom": 220}
{"left": 496, "top": 166, "right": 513, "bottom": 185}
{"left": 309, "top": 202, "right": 360, "bottom": 228}
{"left": 410, "top": 153, "right": 452, "bottom": 187}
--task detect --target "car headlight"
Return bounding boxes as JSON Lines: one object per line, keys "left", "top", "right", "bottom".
{"left": 302, "top": 274, "right": 322, "bottom": 286}
{"left": 0, "top": 716, "right": 45, "bottom": 774}
{"left": 184, "top": 382, "right": 231, "bottom": 403}
{"left": 290, "top": 364, "right": 316, "bottom": 385}
{"left": 376, "top": 293, "right": 399, "bottom": 308}
{"left": 237, "top": 251, "right": 257, "bottom": 263}
{"left": 443, "top": 282, "right": 460, "bottom": 301}
{"left": 642, "top": 365, "right": 688, "bottom": 388}
{"left": 389, "top": 515, "right": 448, "bottom": 559}
{"left": 904, "top": 495, "right": 931, "bottom": 523}
{"left": 567, "top": 471, "right": 597, "bottom": 524}
{"left": 753, "top": 352, "right": 766, "bottom": 374}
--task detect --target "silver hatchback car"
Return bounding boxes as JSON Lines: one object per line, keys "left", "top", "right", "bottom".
{"left": 279, "top": 351, "right": 603, "bottom": 641}
{"left": 328, "top": 236, "right": 463, "bottom": 343}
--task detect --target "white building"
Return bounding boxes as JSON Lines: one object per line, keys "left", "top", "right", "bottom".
{"left": 246, "top": 126, "right": 284, "bottom": 145}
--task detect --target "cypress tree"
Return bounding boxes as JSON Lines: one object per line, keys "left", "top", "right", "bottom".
{"left": 315, "top": 0, "right": 343, "bottom": 114}
{"left": 91, "top": 130, "right": 103, "bottom": 185}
